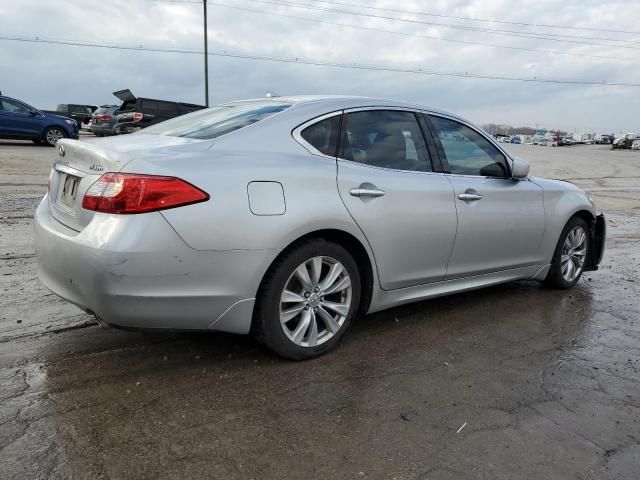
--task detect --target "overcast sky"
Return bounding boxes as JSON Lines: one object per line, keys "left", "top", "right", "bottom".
{"left": 1, "top": 0, "right": 639, "bottom": 132}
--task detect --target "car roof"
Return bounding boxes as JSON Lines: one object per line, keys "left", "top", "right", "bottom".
{"left": 224, "top": 95, "right": 465, "bottom": 121}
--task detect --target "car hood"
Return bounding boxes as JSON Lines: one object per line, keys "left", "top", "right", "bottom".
{"left": 41, "top": 111, "right": 72, "bottom": 122}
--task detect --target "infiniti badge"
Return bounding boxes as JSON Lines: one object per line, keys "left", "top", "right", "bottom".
{"left": 58, "top": 145, "right": 65, "bottom": 157}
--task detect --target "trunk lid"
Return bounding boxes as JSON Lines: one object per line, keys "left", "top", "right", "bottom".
{"left": 48, "top": 135, "right": 209, "bottom": 231}
{"left": 113, "top": 89, "right": 136, "bottom": 103}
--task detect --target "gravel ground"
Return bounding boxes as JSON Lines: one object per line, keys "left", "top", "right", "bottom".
{"left": 1, "top": 138, "right": 639, "bottom": 479}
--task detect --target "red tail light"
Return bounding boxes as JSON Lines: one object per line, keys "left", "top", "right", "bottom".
{"left": 133, "top": 112, "right": 143, "bottom": 122}
{"left": 99, "top": 114, "right": 112, "bottom": 122}
{"left": 82, "top": 173, "right": 209, "bottom": 214}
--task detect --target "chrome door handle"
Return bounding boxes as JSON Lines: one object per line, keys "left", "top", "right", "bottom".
{"left": 350, "top": 188, "right": 385, "bottom": 198}
{"left": 458, "top": 193, "right": 483, "bottom": 201}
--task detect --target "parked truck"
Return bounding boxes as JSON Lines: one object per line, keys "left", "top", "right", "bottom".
{"left": 41, "top": 104, "right": 98, "bottom": 127}
{"left": 612, "top": 133, "right": 639, "bottom": 150}
{"left": 113, "top": 89, "right": 204, "bottom": 134}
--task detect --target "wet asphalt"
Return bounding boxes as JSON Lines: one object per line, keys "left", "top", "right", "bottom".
{"left": 1, "top": 139, "right": 639, "bottom": 479}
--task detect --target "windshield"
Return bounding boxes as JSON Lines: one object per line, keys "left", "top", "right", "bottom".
{"left": 142, "top": 100, "right": 291, "bottom": 140}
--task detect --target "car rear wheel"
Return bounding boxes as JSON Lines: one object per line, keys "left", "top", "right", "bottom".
{"left": 544, "top": 217, "right": 590, "bottom": 289}
{"left": 253, "top": 239, "right": 361, "bottom": 360}
{"left": 44, "top": 127, "right": 66, "bottom": 147}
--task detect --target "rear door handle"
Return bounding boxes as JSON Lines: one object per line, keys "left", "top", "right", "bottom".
{"left": 350, "top": 187, "right": 385, "bottom": 198}
{"left": 458, "top": 192, "right": 483, "bottom": 201}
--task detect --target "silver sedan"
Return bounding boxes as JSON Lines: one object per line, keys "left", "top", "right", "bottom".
{"left": 35, "top": 96, "right": 605, "bottom": 359}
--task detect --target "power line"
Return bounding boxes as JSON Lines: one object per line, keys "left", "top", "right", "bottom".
{"left": 147, "top": 0, "right": 640, "bottom": 38}
{"left": 236, "top": 0, "right": 640, "bottom": 50}
{"left": 280, "top": 0, "right": 640, "bottom": 45}
{"left": 2, "top": 34, "right": 639, "bottom": 87}
{"left": 206, "top": 1, "right": 637, "bottom": 62}
{"left": 146, "top": 0, "right": 639, "bottom": 60}
{"left": 294, "top": 0, "right": 640, "bottom": 36}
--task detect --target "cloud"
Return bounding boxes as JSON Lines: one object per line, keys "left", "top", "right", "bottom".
{"left": 1, "top": 0, "right": 639, "bottom": 132}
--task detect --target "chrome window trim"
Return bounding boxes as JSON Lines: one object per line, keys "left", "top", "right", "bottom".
{"left": 292, "top": 110, "right": 343, "bottom": 159}
{"left": 336, "top": 157, "right": 441, "bottom": 176}
{"left": 423, "top": 110, "right": 515, "bottom": 179}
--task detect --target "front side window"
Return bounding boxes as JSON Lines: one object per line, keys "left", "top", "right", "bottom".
{"left": 300, "top": 114, "right": 340, "bottom": 156}
{"left": 143, "top": 100, "right": 291, "bottom": 140}
{"left": 429, "top": 115, "right": 509, "bottom": 177}
{"left": 1, "top": 99, "right": 30, "bottom": 113}
{"left": 339, "top": 110, "right": 431, "bottom": 172}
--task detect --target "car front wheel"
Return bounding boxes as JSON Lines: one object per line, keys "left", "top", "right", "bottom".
{"left": 544, "top": 217, "right": 590, "bottom": 289}
{"left": 44, "top": 127, "right": 66, "bottom": 146}
{"left": 253, "top": 239, "right": 361, "bottom": 360}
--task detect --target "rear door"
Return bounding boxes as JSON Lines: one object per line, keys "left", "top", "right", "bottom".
{"left": 335, "top": 109, "right": 457, "bottom": 290}
{"left": 426, "top": 114, "right": 545, "bottom": 279}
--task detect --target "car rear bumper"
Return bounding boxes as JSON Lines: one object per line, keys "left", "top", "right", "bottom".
{"left": 89, "top": 124, "right": 116, "bottom": 135}
{"left": 115, "top": 122, "right": 143, "bottom": 134}
{"left": 34, "top": 197, "right": 275, "bottom": 334}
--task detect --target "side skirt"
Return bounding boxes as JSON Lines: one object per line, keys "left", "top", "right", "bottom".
{"left": 368, "top": 265, "right": 548, "bottom": 314}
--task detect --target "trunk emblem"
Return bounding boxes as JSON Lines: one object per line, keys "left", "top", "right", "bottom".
{"left": 90, "top": 163, "right": 104, "bottom": 172}
{"left": 58, "top": 145, "right": 65, "bottom": 157}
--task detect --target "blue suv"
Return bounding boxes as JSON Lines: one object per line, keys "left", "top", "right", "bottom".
{"left": 0, "top": 95, "right": 79, "bottom": 146}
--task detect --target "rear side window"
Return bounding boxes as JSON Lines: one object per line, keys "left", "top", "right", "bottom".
{"left": 429, "top": 115, "right": 509, "bottom": 177}
{"left": 339, "top": 110, "right": 432, "bottom": 172}
{"left": 94, "top": 106, "right": 118, "bottom": 115}
{"left": 300, "top": 115, "right": 340, "bottom": 156}
{"left": 142, "top": 100, "right": 291, "bottom": 140}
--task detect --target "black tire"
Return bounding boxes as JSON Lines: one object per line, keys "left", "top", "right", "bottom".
{"left": 43, "top": 127, "right": 66, "bottom": 147}
{"left": 253, "top": 238, "right": 361, "bottom": 360}
{"left": 543, "top": 216, "right": 590, "bottom": 289}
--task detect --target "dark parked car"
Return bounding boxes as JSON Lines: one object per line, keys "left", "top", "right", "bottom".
{"left": 88, "top": 105, "right": 119, "bottom": 136}
{"left": 113, "top": 89, "right": 205, "bottom": 134}
{"left": 42, "top": 104, "right": 97, "bottom": 127}
{"left": 0, "top": 95, "right": 79, "bottom": 146}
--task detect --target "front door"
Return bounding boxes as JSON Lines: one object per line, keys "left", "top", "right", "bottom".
{"left": 427, "top": 114, "right": 546, "bottom": 279}
{"left": 0, "top": 98, "right": 39, "bottom": 137}
{"left": 336, "top": 109, "right": 458, "bottom": 290}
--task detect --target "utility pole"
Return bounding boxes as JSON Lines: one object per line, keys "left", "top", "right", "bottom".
{"left": 203, "top": 0, "right": 209, "bottom": 107}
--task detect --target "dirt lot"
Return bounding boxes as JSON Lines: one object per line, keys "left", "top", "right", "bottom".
{"left": 1, "top": 139, "right": 639, "bottom": 479}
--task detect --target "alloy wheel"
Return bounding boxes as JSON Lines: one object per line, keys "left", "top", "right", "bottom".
{"left": 561, "top": 225, "right": 587, "bottom": 282}
{"left": 46, "top": 128, "right": 64, "bottom": 145}
{"left": 280, "top": 256, "right": 352, "bottom": 347}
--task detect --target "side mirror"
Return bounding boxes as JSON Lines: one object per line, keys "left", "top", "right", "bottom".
{"left": 511, "top": 157, "right": 530, "bottom": 179}
{"left": 29, "top": 109, "right": 39, "bottom": 116}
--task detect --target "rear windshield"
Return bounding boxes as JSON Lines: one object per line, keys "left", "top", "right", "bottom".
{"left": 142, "top": 100, "right": 291, "bottom": 140}
{"left": 94, "top": 106, "right": 117, "bottom": 115}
